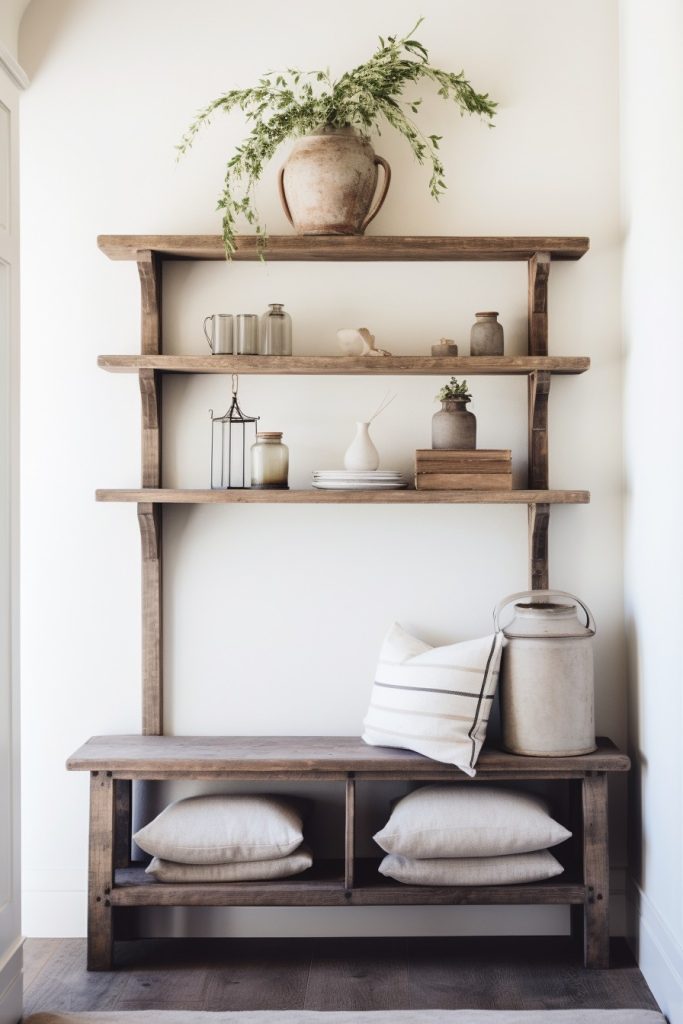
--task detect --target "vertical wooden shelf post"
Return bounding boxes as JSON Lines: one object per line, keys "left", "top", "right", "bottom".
{"left": 137, "top": 251, "right": 163, "bottom": 735}
{"left": 345, "top": 775, "right": 356, "bottom": 892}
{"left": 581, "top": 772, "right": 610, "bottom": 969}
{"left": 527, "top": 252, "right": 551, "bottom": 589}
{"left": 87, "top": 771, "right": 115, "bottom": 970}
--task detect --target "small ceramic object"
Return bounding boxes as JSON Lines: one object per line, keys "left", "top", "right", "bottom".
{"left": 431, "top": 398, "right": 476, "bottom": 449}
{"left": 470, "top": 311, "right": 504, "bottom": 356}
{"left": 337, "top": 327, "right": 391, "bottom": 357}
{"left": 495, "top": 590, "right": 597, "bottom": 757}
{"left": 357, "top": 328, "right": 391, "bottom": 356}
{"left": 431, "top": 338, "right": 459, "bottom": 357}
{"left": 278, "top": 126, "right": 391, "bottom": 235}
{"left": 344, "top": 422, "right": 380, "bottom": 470}
{"left": 337, "top": 329, "right": 366, "bottom": 356}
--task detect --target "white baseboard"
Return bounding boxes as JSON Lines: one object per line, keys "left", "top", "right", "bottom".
{"left": 628, "top": 878, "right": 683, "bottom": 1023}
{"left": 0, "top": 942, "right": 22, "bottom": 1024}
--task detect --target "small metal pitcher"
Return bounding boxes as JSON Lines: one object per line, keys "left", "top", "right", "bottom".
{"left": 494, "top": 589, "right": 597, "bottom": 757}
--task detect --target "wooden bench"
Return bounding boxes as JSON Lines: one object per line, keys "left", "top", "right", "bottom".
{"left": 66, "top": 734, "right": 628, "bottom": 971}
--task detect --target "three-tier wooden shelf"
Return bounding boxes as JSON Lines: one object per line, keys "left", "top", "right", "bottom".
{"left": 68, "top": 234, "right": 628, "bottom": 972}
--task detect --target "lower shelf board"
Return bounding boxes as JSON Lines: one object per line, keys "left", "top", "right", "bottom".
{"left": 111, "top": 860, "right": 585, "bottom": 908}
{"left": 96, "top": 488, "right": 590, "bottom": 505}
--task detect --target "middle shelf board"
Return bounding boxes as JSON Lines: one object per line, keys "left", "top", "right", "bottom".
{"left": 98, "top": 355, "right": 590, "bottom": 376}
{"left": 96, "top": 488, "right": 590, "bottom": 505}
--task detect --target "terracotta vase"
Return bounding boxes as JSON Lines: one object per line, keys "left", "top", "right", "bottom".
{"left": 278, "top": 126, "right": 391, "bottom": 235}
{"left": 431, "top": 398, "right": 477, "bottom": 450}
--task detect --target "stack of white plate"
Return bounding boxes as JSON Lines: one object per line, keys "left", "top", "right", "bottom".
{"left": 312, "top": 470, "right": 409, "bottom": 490}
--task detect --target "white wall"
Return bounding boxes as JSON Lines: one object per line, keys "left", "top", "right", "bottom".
{"left": 0, "top": 13, "right": 25, "bottom": 1023}
{"left": 19, "top": 0, "right": 624, "bottom": 938}
{"left": 621, "top": 1, "right": 683, "bottom": 1019}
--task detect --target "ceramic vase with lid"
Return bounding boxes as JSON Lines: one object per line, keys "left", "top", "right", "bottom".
{"left": 494, "top": 589, "right": 597, "bottom": 757}
{"left": 431, "top": 398, "right": 476, "bottom": 450}
{"left": 470, "top": 311, "right": 504, "bottom": 356}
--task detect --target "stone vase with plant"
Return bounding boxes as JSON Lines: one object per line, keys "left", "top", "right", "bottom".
{"left": 432, "top": 377, "right": 476, "bottom": 450}
{"left": 178, "top": 19, "right": 496, "bottom": 256}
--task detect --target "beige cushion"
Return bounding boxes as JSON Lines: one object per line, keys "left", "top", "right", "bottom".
{"left": 133, "top": 794, "right": 304, "bottom": 864}
{"left": 379, "top": 849, "right": 564, "bottom": 886}
{"left": 374, "top": 785, "right": 571, "bottom": 858}
{"left": 362, "top": 624, "right": 503, "bottom": 776}
{"left": 145, "top": 845, "right": 313, "bottom": 882}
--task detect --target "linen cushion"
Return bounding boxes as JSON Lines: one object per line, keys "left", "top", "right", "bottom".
{"left": 362, "top": 624, "right": 504, "bottom": 776}
{"left": 379, "top": 849, "right": 564, "bottom": 886}
{"left": 145, "top": 845, "right": 313, "bottom": 882}
{"left": 133, "top": 794, "right": 305, "bottom": 864}
{"left": 374, "top": 785, "right": 571, "bottom": 858}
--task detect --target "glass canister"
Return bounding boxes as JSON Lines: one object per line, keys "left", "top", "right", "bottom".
{"left": 250, "top": 432, "right": 289, "bottom": 489}
{"left": 259, "top": 303, "right": 292, "bottom": 355}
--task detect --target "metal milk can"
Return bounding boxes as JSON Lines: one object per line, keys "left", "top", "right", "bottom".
{"left": 494, "top": 590, "right": 597, "bottom": 757}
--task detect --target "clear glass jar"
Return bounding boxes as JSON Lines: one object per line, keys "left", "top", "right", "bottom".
{"left": 250, "top": 432, "right": 289, "bottom": 489}
{"left": 259, "top": 303, "right": 292, "bottom": 355}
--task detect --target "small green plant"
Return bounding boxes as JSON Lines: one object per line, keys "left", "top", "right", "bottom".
{"left": 436, "top": 377, "right": 472, "bottom": 402}
{"left": 177, "top": 19, "right": 496, "bottom": 257}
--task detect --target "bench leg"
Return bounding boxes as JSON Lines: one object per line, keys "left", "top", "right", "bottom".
{"left": 88, "top": 771, "right": 115, "bottom": 970}
{"left": 582, "top": 772, "right": 609, "bottom": 969}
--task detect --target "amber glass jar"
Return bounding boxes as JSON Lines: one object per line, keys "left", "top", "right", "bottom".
{"left": 250, "top": 432, "right": 289, "bottom": 489}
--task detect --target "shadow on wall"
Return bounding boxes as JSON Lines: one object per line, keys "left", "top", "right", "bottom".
{"left": 18, "top": 0, "right": 83, "bottom": 80}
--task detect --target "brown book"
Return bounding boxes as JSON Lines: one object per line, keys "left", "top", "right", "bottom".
{"left": 415, "top": 458, "right": 513, "bottom": 474}
{"left": 415, "top": 472, "right": 513, "bottom": 491}
{"left": 416, "top": 449, "right": 511, "bottom": 461}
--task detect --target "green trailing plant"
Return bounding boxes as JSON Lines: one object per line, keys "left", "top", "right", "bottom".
{"left": 177, "top": 19, "right": 496, "bottom": 257}
{"left": 437, "top": 377, "right": 472, "bottom": 402}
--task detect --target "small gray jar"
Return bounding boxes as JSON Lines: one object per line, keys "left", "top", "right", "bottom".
{"left": 470, "top": 311, "right": 504, "bottom": 356}
{"left": 431, "top": 398, "right": 477, "bottom": 450}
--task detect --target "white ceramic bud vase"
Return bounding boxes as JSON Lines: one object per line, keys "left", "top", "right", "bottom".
{"left": 344, "top": 421, "right": 380, "bottom": 471}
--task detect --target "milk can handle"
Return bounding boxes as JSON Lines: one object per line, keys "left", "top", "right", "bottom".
{"left": 493, "top": 590, "right": 596, "bottom": 635}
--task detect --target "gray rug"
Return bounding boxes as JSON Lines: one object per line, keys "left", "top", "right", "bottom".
{"left": 23, "top": 1011, "right": 667, "bottom": 1023}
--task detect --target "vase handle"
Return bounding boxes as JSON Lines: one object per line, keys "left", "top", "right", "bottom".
{"left": 277, "top": 166, "right": 295, "bottom": 228}
{"left": 361, "top": 156, "right": 391, "bottom": 232}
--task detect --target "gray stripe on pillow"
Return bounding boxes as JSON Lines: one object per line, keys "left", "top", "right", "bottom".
{"left": 375, "top": 681, "right": 495, "bottom": 699}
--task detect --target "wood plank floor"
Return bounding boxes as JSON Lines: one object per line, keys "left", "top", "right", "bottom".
{"left": 23, "top": 937, "right": 659, "bottom": 1016}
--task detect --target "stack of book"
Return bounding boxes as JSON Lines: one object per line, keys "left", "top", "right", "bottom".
{"left": 415, "top": 449, "right": 512, "bottom": 490}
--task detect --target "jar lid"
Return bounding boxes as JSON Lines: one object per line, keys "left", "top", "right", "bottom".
{"left": 257, "top": 431, "right": 283, "bottom": 440}
{"left": 475, "top": 311, "right": 499, "bottom": 317}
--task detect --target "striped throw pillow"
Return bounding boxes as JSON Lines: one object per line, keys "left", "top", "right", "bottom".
{"left": 362, "top": 623, "right": 504, "bottom": 777}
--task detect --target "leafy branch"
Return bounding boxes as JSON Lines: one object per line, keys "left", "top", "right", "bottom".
{"left": 436, "top": 377, "right": 472, "bottom": 402}
{"left": 177, "top": 19, "right": 497, "bottom": 257}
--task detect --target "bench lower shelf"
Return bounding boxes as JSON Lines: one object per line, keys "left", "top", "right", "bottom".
{"left": 113, "top": 860, "right": 585, "bottom": 907}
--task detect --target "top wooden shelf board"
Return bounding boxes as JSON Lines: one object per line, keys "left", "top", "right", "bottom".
{"left": 66, "top": 734, "right": 628, "bottom": 778}
{"left": 97, "top": 235, "right": 590, "bottom": 263}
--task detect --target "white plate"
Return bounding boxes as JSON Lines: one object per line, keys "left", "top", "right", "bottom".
{"left": 313, "top": 480, "right": 409, "bottom": 490}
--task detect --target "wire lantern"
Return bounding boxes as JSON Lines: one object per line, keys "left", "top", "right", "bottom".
{"left": 209, "top": 375, "right": 259, "bottom": 489}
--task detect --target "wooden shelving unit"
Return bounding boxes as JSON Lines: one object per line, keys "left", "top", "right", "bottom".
{"left": 66, "top": 233, "right": 621, "bottom": 972}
